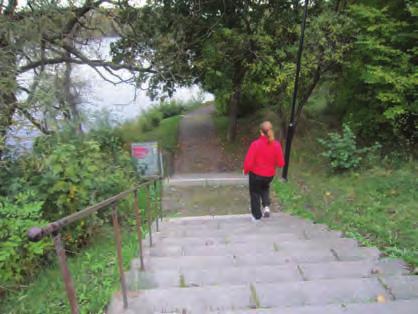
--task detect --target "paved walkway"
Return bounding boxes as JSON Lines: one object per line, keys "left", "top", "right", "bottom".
{"left": 174, "top": 105, "right": 235, "bottom": 174}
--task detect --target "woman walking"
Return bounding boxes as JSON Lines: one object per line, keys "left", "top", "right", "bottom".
{"left": 243, "top": 121, "right": 285, "bottom": 220}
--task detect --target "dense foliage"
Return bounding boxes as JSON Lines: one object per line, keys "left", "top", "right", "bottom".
{"left": 332, "top": 2, "right": 417, "bottom": 150}
{"left": 0, "top": 195, "right": 50, "bottom": 289}
{"left": 0, "top": 126, "right": 136, "bottom": 292}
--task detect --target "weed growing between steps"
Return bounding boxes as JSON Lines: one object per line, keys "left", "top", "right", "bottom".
{"left": 0, "top": 225, "right": 140, "bottom": 313}
{"left": 249, "top": 284, "right": 261, "bottom": 309}
{"left": 273, "top": 164, "right": 418, "bottom": 268}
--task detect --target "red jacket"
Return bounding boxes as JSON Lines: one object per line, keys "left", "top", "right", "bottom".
{"left": 243, "top": 135, "right": 285, "bottom": 177}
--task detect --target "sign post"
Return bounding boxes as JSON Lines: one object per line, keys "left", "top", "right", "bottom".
{"left": 131, "top": 142, "right": 162, "bottom": 177}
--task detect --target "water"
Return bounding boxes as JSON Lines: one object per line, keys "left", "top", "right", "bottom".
{"left": 7, "top": 37, "right": 213, "bottom": 151}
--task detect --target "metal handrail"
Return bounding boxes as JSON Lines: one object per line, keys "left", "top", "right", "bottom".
{"left": 27, "top": 176, "right": 163, "bottom": 314}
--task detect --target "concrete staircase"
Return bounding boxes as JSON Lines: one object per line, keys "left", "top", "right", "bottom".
{"left": 108, "top": 213, "right": 418, "bottom": 313}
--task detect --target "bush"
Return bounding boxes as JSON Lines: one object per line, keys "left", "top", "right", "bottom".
{"left": 139, "top": 108, "right": 163, "bottom": 132}
{"left": 0, "top": 194, "right": 51, "bottom": 291}
{"left": 158, "top": 100, "right": 185, "bottom": 118}
{"left": 34, "top": 138, "right": 134, "bottom": 247}
{"left": 318, "top": 124, "right": 381, "bottom": 172}
{"left": 2, "top": 129, "right": 136, "bottom": 248}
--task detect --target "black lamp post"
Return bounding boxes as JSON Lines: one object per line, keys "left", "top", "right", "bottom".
{"left": 282, "top": 0, "right": 309, "bottom": 180}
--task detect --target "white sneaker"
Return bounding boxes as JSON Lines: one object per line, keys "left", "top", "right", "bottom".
{"left": 251, "top": 215, "right": 261, "bottom": 222}
{"left": 263, "top": 206, "right": 271, "bottom": 218}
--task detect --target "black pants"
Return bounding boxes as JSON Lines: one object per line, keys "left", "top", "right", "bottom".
{"left": 249, "top": 172, "right": 274, "bottom": 219}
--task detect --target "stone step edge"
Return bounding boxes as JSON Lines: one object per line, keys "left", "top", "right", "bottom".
{"left": 132, "top": 247, "right": 381, "bottom": 266}
{"left": 128, "top": 259, "right": 409, "bottom": 276}
{"left": 160, "top": 213, "right": 293, "bottom": 223}
{"left": 210, "top": 299, "right": 418, "bottom": 314}
{"left": 117, "top": 276, "right": 416, "bottom": 303}
{"left": 125, "top": 261, "right": 411, "bottom": 291}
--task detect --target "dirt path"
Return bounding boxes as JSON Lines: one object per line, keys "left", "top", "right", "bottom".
{"left": 174, "top": 104, "right": 235, "bottom": 174}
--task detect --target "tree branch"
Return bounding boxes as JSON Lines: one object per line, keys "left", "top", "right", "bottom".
{"left": 17, "top": 107, "right": 52, "bottom": 135}
{"left": 18, "top": 55, "right": 156, "bottom": 74}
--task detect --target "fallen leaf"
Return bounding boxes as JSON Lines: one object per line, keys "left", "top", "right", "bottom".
{"left": 376, "top": 294, "right": 386, "bottom": 303}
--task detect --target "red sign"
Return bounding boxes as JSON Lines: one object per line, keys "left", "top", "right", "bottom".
{"left": 132, "top": 146, "right": 149, "bottom": 159}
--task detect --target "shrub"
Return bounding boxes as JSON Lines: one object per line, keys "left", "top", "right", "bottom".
{"left": 318, "top": 124, "right": 381, "bottom": 172}
{"left": 0, "top": 194, "right": 51, "bottom": 291}
{"left": 34, "top": 139, "right": 134, "bottom": 247}
{"left": 158, "top": 100, "right": 185, "bottom": 118}
{"left": 139, "top": 108, "right": 163, "bottom": 132}
{"left": 14, "top": 130, "right": 136, "bottom": 247}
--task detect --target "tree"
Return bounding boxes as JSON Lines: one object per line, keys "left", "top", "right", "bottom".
{"left": 0, "top": 0, "right": 155, "bottom": 158}
{"left": 238, "top": 2, "right": 353, "bottom": 138}
{"left": 113, "top": 0, "right": 302, "bottom": 142}
{"left": 332, "top": 2, "right": 417, "bottom": 148}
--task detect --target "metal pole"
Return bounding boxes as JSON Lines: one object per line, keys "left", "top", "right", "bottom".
{"left": 282, "top": 0, "right": 309, "bottom": 180}
{"left": 111, "top": 204, "right": 128, "bottom": 309}
{"left": 133, "top": 190, "right": 145, "bottom": 271}
{"left": 146, "top": 186, "right": 153, "bottom": 247}
{"left": 159, "top": 179, "right": 163, "bottom": 222}
{"left": 53, "top": 233, "right": 79, "bottom": 314}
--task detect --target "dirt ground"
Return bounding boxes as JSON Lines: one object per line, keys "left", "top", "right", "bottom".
{"left": 174, "top": 105, "right": 236, "bottom": 174}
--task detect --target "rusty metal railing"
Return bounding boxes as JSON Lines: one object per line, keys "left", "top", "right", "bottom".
{"left": 27, "top": 176, "right": 163, "bottom": 314}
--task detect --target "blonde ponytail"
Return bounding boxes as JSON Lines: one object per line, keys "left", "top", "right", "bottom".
{"left": 267, "top": 128, "right": 275, "bottom": 143}
{"left": 260, "top": 121, "right": 275, "bottom": 144}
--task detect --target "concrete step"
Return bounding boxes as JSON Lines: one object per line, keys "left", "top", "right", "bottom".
{"left": 219, "top": 299, "right": 418, "bottom": 314}
{"left": 145, "top": 238, "right": 359, "bottom": 257}
{"left": 161, "top": 213, "right": 309, "bottom": 225}
{"left": 132, "top": 247, "right": 380, "bottom": 272}
{"left": 151, "top": 236, "right": 357, "bottom": 249}
{"left": 109, "top": 277, "right": 391, "bottom": 313}
{"left": 152, "top": 232, "right": 303, "bottom": 246}
{"left": 158, "top": 227, "right": 343, "bottom": 241}
{"left": 380, "top": 275, "right": 418, "bottom": 299}
{"left": 127, "top": 259, "right": 409, "bottom": 290}
{"left": 128, "top": 264, "right": 302, "bottom": 290}
{"left": 160, "top": 219, "right": 326, "bottom": 232}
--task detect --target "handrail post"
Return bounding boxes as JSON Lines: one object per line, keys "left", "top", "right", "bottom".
{"left": 53, "top": 232, "right": 79, "bottom": 314}
{"left": 133, "top": 190, "right": 145, "bottom": 271}
{"left": 153, "top": 181, "right": 159, "bottom": 232}
{"left": 146, "top": 185, "right": 153, "bottom": 247}
{"left": 159, "top": 179, "right": 163, "bottom": 222}
{"left": 111, "top": 203, "right": 128, "bottom": 309}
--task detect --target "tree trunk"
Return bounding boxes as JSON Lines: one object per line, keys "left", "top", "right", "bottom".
{"left": 0, "top": 94, "right": 17, "bottom": 159}
{"left": 0, "top": 6, "right": 17, "bottom": 159}
{"left": 64, "top": 55, "right": 83, "bottom": 134}
{"left": 295, "top": 63, "right": 321, "bottom": 122}
{"left": 226, "top": 62, "right": 246, "bottom": 142}
{"left": 227, "top": 84, "right": 241, "bottom": 142}
{"left": 277, "top": 104, "right": 288, "bottom": 142}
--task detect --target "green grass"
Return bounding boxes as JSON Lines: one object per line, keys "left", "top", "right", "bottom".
{"left": 0, "top": 226, "right": 138, "bottom": 314}
{"left": 274, "top": 163, "right": 418, "bottom": 268}
{"left": 118, "top": 115, "right": 182, "bottom": 153}
{"left": 137, "top": 116, "right": 182, "bottom": 153}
